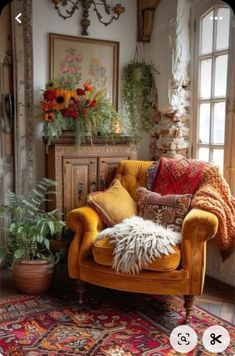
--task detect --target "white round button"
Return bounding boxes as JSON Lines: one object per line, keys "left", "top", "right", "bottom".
{"left": 202, "top": 325, "right": 230, "bottom": 353}
{"left": 170, "top": 325, "right": 198, "bottom": 353}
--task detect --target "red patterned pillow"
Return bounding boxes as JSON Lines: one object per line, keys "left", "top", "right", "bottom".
{"left": 136, "top": 187, "right": 192, "bottom": 232}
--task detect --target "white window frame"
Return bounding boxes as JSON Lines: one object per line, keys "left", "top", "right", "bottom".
{"left": 190, "top": 0, "right": 235, "bottom": 193}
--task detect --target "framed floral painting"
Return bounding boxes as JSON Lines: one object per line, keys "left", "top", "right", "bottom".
{"left": 50, "top": 33, "right": 119, "bottom": 108}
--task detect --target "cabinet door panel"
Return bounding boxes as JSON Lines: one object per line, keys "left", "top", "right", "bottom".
{"left": 98, "top": 157, "right": 127, "bottom": 190}
{"left": 63, "top": 157, "right": 97, "bottom": 217}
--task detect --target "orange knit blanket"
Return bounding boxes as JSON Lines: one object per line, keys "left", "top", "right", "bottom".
{"left": 191, "top": 163, "right": 235, "bottom": 260}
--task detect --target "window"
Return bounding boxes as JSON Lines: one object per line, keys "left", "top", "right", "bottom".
{"left": 192, "top": 1, "right": 235, "bottom": 193}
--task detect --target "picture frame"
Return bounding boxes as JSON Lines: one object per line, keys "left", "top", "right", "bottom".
{"left": 50, "top": 33, "right": 119, "bottom": 108}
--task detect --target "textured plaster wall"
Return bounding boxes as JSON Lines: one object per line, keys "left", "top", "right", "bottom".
{"left": 148, "top": 0, "right": 190, "bottom": 160}
{"left": 32, "top": 0, "right": 139, "bottom": 180}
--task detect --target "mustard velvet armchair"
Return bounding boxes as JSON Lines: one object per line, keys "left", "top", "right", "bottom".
{"left": 67, "top": 160, "right": 218, "bottom": 323}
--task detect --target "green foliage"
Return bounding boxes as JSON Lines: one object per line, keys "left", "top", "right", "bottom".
{"left": 122, "top": 61, "right": 156, "bottom": 142}
{"left": 42, "top": 111, "right": 68, "bottom": 147}
{"left": 0, "top": 178, "right": 65, "bottom": 266}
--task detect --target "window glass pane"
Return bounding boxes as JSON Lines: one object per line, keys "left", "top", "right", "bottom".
{"left": 212, "top": 102, "right": 225, "bottom": 144}
{"left": 214, "top": 55, "right": 228, "bottom": 97}
{"left": 213, "top": 149, "right": 224, "bottom": 172}
{"left": 201, "top": 10, "right": 214, "bottom": 55}
{"left": 216, "top": 8, "right": 230, "bottom": 51}
{"left": 200, "top": 59, "right": 212, "bottom": 99}
{"left": 199, "top": 103, "right": 210, "bottom": 143}
{"left": 198, "top": 147, "right": 209, "bottom": 162}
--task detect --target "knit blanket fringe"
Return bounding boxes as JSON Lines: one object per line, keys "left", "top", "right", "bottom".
{"left": 97, "top": 216, "right": 181, "bottom": 274}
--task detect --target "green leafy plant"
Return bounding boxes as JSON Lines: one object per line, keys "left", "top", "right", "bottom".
{"left": 0, "top": 178, "right": 65, "bottom": 266}
{"left": 122, "top": 61, "right": 157, "bottom": 142}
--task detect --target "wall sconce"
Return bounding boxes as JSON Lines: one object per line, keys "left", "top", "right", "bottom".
{"left": 51, "top": 0, "right": 125, "bottom": 36}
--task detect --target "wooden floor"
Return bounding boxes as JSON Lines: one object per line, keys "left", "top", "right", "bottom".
{"left": 196, "top": 276, "right": 235, "bottom": 324}
{"left": 0, "top": 268, "right": 234, "bottom": 324}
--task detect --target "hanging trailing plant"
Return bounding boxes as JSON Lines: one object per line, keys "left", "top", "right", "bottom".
{"left": 122, "top": 60, "right": 157, "bottom": 142}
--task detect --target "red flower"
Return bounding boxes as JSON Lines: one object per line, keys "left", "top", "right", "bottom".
{"left": 74, "top": 99, "right": 81, "bottom": 105}
{"left": 83, "top": 81, "right": 93, "bottom": 92}
{"left": 82, "top": 108, "right": 87, "bottom": 115}
{"left": 86, "top": 99, "right": 91, "bottom": 106}
{"left": 89, "top": 100, "right": 96, "bottom": 108}
{"left": 76, "top": 88, "right": 86, "bottom": 96}
{"left": 44, "top": 90, "right": 57, "bottom": 101}
{"left": 41, "top": 101, "right": 56, "bottom": 111}
{"left": 63, "top": 104, "right": 79, "bottom": 119}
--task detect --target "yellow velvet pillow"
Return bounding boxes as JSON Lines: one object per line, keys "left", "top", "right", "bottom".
{"left": 87, "top": 179, "right": 137, "bottom": 226}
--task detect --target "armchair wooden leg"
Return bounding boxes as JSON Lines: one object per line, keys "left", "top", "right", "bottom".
{"left": 183, "top": 295, "right": 195, "bottom": 324}
{"left": 76, "top": 280, "right": 86, "bottom": 304}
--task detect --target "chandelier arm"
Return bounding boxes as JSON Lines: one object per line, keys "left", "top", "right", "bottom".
{"left": 53, "top": 0, "right": 80, "bottom": 20}
{"left": 93, "top": 0, "right": 111, "bottom": 15}
{"left": 51, "top": 0, "right": 124, "bottom": 34}
{"left": 92, "top": 1, "right": 119, "bottom": 26}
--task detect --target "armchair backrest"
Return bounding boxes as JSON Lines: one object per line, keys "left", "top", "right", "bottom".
{"left": 115, "top": 160, "right": 153, "bottom": 201}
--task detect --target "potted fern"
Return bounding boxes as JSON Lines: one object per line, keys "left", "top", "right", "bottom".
{"left": 0, "top": 178, "right": 65, "bottom": 294}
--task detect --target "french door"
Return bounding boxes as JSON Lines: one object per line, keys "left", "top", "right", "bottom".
{"left": 191, "top": 0, "right": 235, "bottom": 193}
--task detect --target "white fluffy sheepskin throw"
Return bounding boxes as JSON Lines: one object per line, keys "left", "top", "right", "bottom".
{"left": 96, "top": 216, "right": 181, "bottom": 274}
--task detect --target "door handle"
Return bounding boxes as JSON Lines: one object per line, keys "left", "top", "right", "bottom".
{"left": 77, "top": 183, "right": 84, "bottom": 202}
{"left": 2, "top": 93, "right": 14, "bottom": 133}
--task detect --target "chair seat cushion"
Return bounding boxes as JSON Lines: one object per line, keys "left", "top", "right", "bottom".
{"left": 93, "top": 236, "right": 181, "bottom": 272}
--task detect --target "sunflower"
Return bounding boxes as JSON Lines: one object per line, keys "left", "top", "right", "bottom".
{"left": 45, "top": 79, "right": 60, "bottom": 90}
{"left": 68, "top": 90, "right": 79, "bottom": 103}
{"left": 44, "top": 112, "right": 55, "bottom": 122}
{"left": 55, "top": 89, "right": 70, "bottom": 110}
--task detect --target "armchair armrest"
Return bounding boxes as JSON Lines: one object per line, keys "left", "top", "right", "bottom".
{"left": 67, "top": 206, "right": 105, "bottom": 279}
{"left": 182, "top": 208, "right": 218, "bottom": 243}
{"left": 181, "top": 208, "right": 218, "bottom": 294}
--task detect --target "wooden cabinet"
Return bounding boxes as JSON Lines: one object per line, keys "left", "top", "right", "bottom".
{"left": 46, "top": 136, "right": 136, "bottom": 218}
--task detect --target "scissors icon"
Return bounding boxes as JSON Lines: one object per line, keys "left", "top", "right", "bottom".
{"left": 210, "top": 333, "right": 222, "bottom": 345}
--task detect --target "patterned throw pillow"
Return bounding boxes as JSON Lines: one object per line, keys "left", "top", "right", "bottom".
{"left": 136, "top": 187, "right": 192, "bottom": 232}
{"left": 146, "top": 161, "right": 159, "bottom": 190}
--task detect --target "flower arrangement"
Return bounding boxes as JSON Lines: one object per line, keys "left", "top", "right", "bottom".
{"left": 41, "top": 79, "right": 120, "bottom": 148}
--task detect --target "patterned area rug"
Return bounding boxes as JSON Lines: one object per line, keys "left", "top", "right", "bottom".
{"left": 0, "top": 287, "right": 234, "bottom": 355}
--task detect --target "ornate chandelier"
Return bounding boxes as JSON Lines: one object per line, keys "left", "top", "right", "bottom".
{"left": 51, "top": 0, "right": 125, "bottom": 36}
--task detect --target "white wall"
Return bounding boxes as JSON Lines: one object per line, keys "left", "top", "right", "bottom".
{"left": 32, "top": 0, "right": 138, "bottom": 179}
{"left": 146, "top": 0, "right": 178, "bottom": 111}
